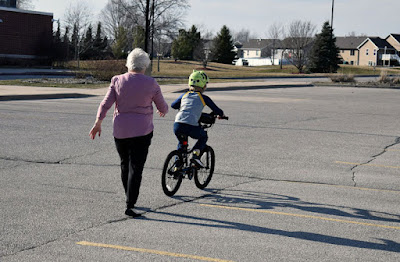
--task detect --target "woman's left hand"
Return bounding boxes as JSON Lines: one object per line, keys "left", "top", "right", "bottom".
{"left": 157, "top": 110, "right": 166, "bottom": 117}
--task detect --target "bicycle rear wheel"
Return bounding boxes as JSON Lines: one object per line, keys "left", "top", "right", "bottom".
{"left": 161, "top": 150, "right": 183, "bottom": 196}
{"left": 194, "top": 146, "right": 215, "bottom": 189}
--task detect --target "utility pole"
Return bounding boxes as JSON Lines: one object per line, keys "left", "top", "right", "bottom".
{"left": 144, "top": 0, "right": 150, "bottom": 53}
{"left": 331, "top": 0, "right": 335, "bottom": 28}
{"left": 144, "top": 0, "right": 151, "bottom": 75}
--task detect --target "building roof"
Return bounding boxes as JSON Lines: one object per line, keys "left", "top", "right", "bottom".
{"left": 358, "top": 37, "right": 395, "bottom": 50}
{"left": 336, "top": 36, "right": 367, "bottom": 49}
{"left": 241, "top": 39, "right": 282, "bottom": 49}
{"left": 387, "top": 34, "right": 400, "bottom": 44}
{"left": 0, "top": 6, "right": 53, "bottom": 16}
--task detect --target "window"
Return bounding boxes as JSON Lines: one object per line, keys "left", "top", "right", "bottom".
{"left": 366, "top": 49, "right": 369, "bottom": 56}
{"left": 256, "top": 50, "right": 259, "bottom": 56}
{"left": 350, "top": 50, "right": 355, "bottom": 56}
{"left": 373, "top": 49, "right": 377, "bottom": 56}
{"left": 246, "top": 50, "right": 249, "bottom": 56}
{"left": 350, "top": 61, "right": 354, "bottom": 65}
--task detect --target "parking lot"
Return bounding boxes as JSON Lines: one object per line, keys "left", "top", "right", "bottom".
{"left": 1, "top": 83, "right": 399, "bottom": 261}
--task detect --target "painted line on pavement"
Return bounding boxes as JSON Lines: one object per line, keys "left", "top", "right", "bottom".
{"left": 76, "top": 241, "right": 234, "bottom": 262}
{"left": 200, "top": 204, "right": 400, "bottom": 230}
{"left": 335, "top": 161, "right": 400, "bottom": 169}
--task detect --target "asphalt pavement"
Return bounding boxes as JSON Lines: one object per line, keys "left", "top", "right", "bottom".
{"left": 1, "top": 70, "right": 399, "bottom": 261}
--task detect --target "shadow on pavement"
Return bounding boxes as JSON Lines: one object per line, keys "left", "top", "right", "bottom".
{"left": 141, "top": 189, "right": 400, "bottom": 252}
{"left": 0, "top": 93, "right": 96, "bottom": 101}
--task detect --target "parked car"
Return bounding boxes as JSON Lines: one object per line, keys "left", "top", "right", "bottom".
{"left": 233, "top": 58, "right": 249, "bottom": 66}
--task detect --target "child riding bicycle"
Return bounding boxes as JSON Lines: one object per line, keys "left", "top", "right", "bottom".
{"left": 171, "top": 70, "right": 226, "bottom": 168}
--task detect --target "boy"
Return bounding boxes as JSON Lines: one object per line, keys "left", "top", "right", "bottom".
{"left": 171, "top": 70, "right": 225, "bottom": 168}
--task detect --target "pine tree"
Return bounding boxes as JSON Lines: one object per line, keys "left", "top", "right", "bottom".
{"left": 112, "top": 26, "right": 128, "bottom": 59}
{"left": 81, "top": 24, "right": 93, "bottom": 60}
{"left": 133, "top": 26, "right": 145, "bottom": 50}
{"left": 211, "top": 25, "right": 236, "bottom": 64}
{"left": 171, "top": 25, "right": 201, "bottom": 60}
{"left": 308, "top": 21, "right": 340, "bottom": 73}
{"left": 93, "top": 22, "right": 105, "bottom": 59}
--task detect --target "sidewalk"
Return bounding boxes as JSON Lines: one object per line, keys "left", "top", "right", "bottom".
{"left": 0, "top": 68, "right": 315, "bottom": 101}
{"left": 0, "top": 80, "right": 314, "bottom": 101}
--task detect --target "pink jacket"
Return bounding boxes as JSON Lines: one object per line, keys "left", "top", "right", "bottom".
{"left": 97, "top": 72, "right": 168, "bottom": 139}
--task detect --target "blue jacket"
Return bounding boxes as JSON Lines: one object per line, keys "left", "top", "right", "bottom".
{"left": 171, "top": 91, "right": 224, "bottom": 126}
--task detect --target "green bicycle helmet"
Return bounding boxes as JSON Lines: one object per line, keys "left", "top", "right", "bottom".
{"left": 188, "top": 70, "right": 209, "bottom": 88}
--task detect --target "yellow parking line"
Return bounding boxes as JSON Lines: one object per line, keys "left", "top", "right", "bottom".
{"left": 76, "top": 241, "right": 234, "bottom": 262}
{"left": 200, "top": 204, "right": 400, "bottom": 230}
{"left": 335, "top": 161, "right": 400, "bottom": 169}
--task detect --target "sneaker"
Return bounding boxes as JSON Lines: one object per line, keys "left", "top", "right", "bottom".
{"left": 125, "top": 208, "right": 142, "bottom": 217}
{"left": 191, "top": 149, "right": 205, "bottom": 168}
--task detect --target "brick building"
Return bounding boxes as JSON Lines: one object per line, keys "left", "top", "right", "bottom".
{"left": 0, "top": 5, "right": 53, "bottom": 65}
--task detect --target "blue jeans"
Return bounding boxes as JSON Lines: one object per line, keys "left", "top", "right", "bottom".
{"left": 174, "top": 122, "right": 207, "bottom": 152}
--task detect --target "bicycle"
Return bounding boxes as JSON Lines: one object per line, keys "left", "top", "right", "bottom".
{"left": 161, "top": 112, "right": 228, "bottom": 196}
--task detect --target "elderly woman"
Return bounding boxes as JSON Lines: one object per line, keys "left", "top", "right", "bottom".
{"left": 89, "top": 48, "right": 168, "bottom": 217}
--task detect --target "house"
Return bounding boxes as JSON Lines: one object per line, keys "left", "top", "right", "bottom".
{"left": 236, "top": 39, "right": 286, "bottom": 66}
{"left": 336, "top": 36, "right": 366, "bottom": 65}
{"left": 357, "top": 37, "right": 397, "bottom": 66}
{"left": 386, "top": 34, "right": 400, "bottom": 53}
{"left": 0, "top": 4, "right": 53, "bottom": 65}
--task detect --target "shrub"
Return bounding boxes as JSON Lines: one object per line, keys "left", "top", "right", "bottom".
{"left": 330, "top": 74, "right": 355, "bottom": 83}
{"left": 89, "top": 60, "right": 126, "bottom": 81}
{"left": 378, "top": 70, "right": 391, "bottom": 83}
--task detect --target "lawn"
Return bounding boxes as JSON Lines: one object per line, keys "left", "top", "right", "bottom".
{"left": 1, "top": 60, "right": 399, "bottom": 88}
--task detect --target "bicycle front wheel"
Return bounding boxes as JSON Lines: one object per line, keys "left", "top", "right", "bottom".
{"left": 194, "top": 146, "right": 215, "bottom": 189}
{"left": 161, "top": 150, "right": 183, "bottom": 196}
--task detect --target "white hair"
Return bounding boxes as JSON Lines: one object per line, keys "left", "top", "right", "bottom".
{"left": 125, "top": 48, "right": 151, "bottom": 72}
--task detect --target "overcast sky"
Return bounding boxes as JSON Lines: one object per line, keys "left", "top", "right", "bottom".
{"left": 32, "top": 0, "right": 400, "bottom": 38}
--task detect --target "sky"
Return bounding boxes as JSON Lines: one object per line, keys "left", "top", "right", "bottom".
{"left": 32, "top": 0, "right": 400, "bottom": 38}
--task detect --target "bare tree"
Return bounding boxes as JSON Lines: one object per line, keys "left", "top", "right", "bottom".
{"left": 268, "top": 22, "right": 284, "bottom": 66}
{"left": 283, "top": 20, "right": 316, "bottom": 73}
{"left": 107, "top": 0, "right": 189, "bottom": 53}
{"left": 64, "top": 1, "right": 92, "bottom": 67}
{"left": 101, "top": 0, "right": 140, "bottom": 41}
{"left": 17, "top": 0, "right": 34, "bottom": 9}
{"left": 345, "top": 31, "right": 367, "bottom": 37}
{"left": 233, "top": 29, "right": 254, "bottom": 44}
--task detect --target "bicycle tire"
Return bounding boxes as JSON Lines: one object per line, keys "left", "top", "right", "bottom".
{"left": 194, "top": 146, "right": 215, "bottom": 189}
{"left": 161, "top": 150, "right": 183, "bottom": 196}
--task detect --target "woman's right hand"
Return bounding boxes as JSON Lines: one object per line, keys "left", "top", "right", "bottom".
{"left": 89, "top": 120, "right": 102, "bottom": 140}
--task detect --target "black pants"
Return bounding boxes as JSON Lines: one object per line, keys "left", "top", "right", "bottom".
{"left": 114, "top": 132, "right": 153, "bottom": 209}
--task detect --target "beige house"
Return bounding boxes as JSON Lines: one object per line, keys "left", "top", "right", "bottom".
{"left": 358, "top": 37, "right": 396, "bottom": 66}
{"left": 336, "top": 37, "right": 365, "bottom": 65}
{"left": 386, "top": 34, "right": 400, "bottom": 52}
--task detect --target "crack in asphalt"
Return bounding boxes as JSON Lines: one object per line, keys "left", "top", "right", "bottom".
{"left": 350, "top": 137, "right": 400, "bottom": 187}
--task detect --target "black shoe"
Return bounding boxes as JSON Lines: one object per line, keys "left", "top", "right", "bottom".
{"left": 125, "top": 208, "right": 142, "bottom": 217}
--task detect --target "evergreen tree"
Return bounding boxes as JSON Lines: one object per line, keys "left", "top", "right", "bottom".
{"left": 70, "top": 23, "right": 79, "bottom": 60}
{"left": 308, "top": 21, "right": 340, "bottom": 73}
{"left": 81, "top": 24, "right": 93, "bottom": 60}
{"left": 112, "top": 26, "right": 128, "bottom": 59}
{"left": 171, "top": 25, "right": 201, "bottom": 60}
{"left": 133, "top": 26, "right": 146, "bottom": 50}
{"left": 63, "top": 26, "right": 70, "bottom": 60}
{"left": 93, "top": 22, "right": 107, "bottom": 59}
{"left": 211, "top": 25, "right": 235, "bottom": 64}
